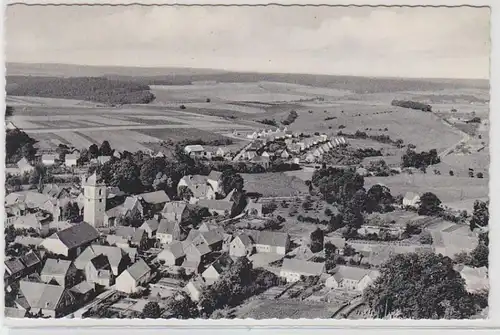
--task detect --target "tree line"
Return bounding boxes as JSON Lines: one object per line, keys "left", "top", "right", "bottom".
{"left": 391, "top": 99, "right": 432, "bottom": 112}
{"left": 6, "top": 76, "right": 156, "bottom": 105}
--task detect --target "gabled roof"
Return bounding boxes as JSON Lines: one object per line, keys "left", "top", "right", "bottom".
{"left": 157, "top": 219, "right": 180, "bottom": 235}
{"left": 207, "top": 170, "right": 222, "bottom": 181}
{"left": 138, "top": 191, "right": 170, "bottom": 204}
{"left": 65, "top": 154, "right": 78, "bottom": 161}
{"left": 17, "top": 157, "right": 33, "bottom": 169}
{"left": 233, "top": 234, "right": 253, "bottom": 248}
{"left": 141, "top": 219, "right": 160, "bottom": 232}
{"left": 90, "top": 254, "right": 111, "bottom": 271}
{"left": 158, "top": 241, "right": 185, "bottom": 259}
{"left": 197, "top": 199, "right": 234, "bottom": 212}
{"left": 185, "top": 240, "right": 211, "bottom": 258}
{"left": 41, "top": 154, "right": 57, "bottom": 161}
{"left": 21, "top": 250, "right": 42, "bottom": 268}
{"left": 115, "top": 226, "right": 137, "bottom": 238}
{"left": 123, "top": 196, "right": 142, "bottom": 211}
{"left": 70, "top": 281, "right": 94, "bottom": 295}
{"left": 49, "top": 222, "right": 100, "bottom": 249}
{"left": 131, "top": 228, "right": 146, "bottom": 244}
{"left": 281, "top": 259, "right": 325, "bottom": 276}
{"left": 5, "top": 258, "right": 26, "bottom": 275}
{"left": 331, "top": 265, "right": 378, "bottom": 283}
{"left": 12, "top": 214, "right": 43, "bottom": 230}
{"left": 75, "top": 244, "right": 126, "bottom": 273}
{"left": 256, "top": 231, "right": 289, "bottom": 248}
{"left": 13, "top": 236, "right": 43, "bottom": 247}
{"left": 208, "top": 253, "right": 234, "bottom": 274}
{"left": 124, "top": 259, "right": 151, "bottom": 281}
{"left": 162, "top": 201, "right": 188, "bottom": 216}
{"left": 4, "top": 307, "right": 27, "bottom": 318}
{"left": 18, "top": 281, "right": 69, "bottom": 311}
{"left": 41, "top": 258, "right": 72, "bottom": 277}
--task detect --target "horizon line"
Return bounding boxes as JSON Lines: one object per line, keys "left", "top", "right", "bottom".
{"left": 6, "top": 61, "right": 490, "bottom": 82}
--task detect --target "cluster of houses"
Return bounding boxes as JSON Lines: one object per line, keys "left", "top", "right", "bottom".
{"left": 235, "top": 128, "right": 347, "bottom": 167}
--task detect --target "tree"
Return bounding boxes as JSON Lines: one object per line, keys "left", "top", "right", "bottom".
{"left": 78, "top": 148, "right": 90, "bottom": 165}
{"left": 366, "top": 184, "right": 394, "bottom": 213}
{"left": 449, "top": 170, "right": 454, "bottom": 176}
{"left": 63, "top": 202, "right": 81, "bottom": 222}
{"left": 418, "top": 192, "right": 442, "bottom": 216}
{"left": 178, "top": 186, "right": 194, "bottom": 202}
{"left": 99, "top": 140, "right": 113, "bottom": 156}
{"left": 142, "top": 301, "right": 161, "bottom": 319}
{"left": 364, "top": 252, "right": 478, "bottom": 319}
{"left": 476, "top": 172, "right": 484, "bottom": 179}
{"left": 310, "top": 228, "right": 324, "bottom": 253}
{"left": 110, "top": 159, "right": 143, "bottom": 194}
{"left": 419, "top": 232, "right": 433, "bottom": 245}
{"left": 470, "top": 201, "right": 488, "bottom": 230}
{"left": 220, "top": 168, "right": 244, "bottom": 196}
{"left": 89, "top": 144, "right": 99, "bottom": 159}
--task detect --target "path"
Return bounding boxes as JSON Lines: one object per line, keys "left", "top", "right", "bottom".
{"left": 69, "top": 288, "right": 117, "bottom": 318}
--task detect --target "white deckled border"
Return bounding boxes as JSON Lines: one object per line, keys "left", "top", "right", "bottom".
{"left": 1, "top": 0, "right": 498, "bottom": 334}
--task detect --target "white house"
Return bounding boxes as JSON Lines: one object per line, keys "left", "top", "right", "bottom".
{"left": 185, "top": 277, "right": 206, "bottom": 302}
{"left": 254, "top": 231, "right": 290, "bottom": 255}
{"left": 65, "top": 154, "right": 78, "bottom": 167}
{"left": 41, "top": 154, "right": 58, "bottom": 166}
{"left": 207, "top": 171, "right": 222, "bottom": 194}
{"left": 403, "top": 192, "right": 421, "bottom": 207}
{"left": 115, "top": 259, "right": 152, "bottom": 294}
{"left": 280, "top": 149, "right": 290, "bottom": 159}
{"left": 325, "top": 265, "right": 380, "bottom": 291}
{"left": 156, "top": 241, "right": 185, "bottom": 266}
{"left": 184, "top": 145, "right": 207, "bottom": 158}
{"left": 229, "top": 234, "right": 254, "bottom": 257}
{"left": 279, "top": 258, "right": 325, "bottom": 282}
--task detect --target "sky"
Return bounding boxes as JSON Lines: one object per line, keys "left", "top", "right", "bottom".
{"left": 5, "top": 5, "right": 491, "bottom": 79}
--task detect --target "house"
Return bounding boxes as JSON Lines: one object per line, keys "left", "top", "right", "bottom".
{"left": 280, "top": 149, "right": 290, "bottom": 159}
{"left": 41, "top": 154, "right": 58, "bottom": 166}
{"left": 85, "top": 254, "right": 114, "bottom": 287}
{"left": 157, "top": 241, "right": 185, "bottom": 266}
{"left": 161, "top": 201, "right": 188, "bottom": 223}
{"left": 207, "top": 170, "right": 223, "bottom": 194}
{"left": 184, "top": 145, "right": 206, "bottom": 158}
{"left": 184, "top": 240, "right": 212, "bottom": 264}
{"left": 305, "top": 153, "right": 315, "bottom": 163}
{"left": 216, "top": 148, "right": 225, "bottom": 157}
{"left": 74, "top": 244, "right": 130, "bottom": 278}
{"left": 246, "top": 150, "right": 257, "bottom": 160}
{"left": 252, "top": 156, "right": 270, "bottom": 169}
{"left": 137, "top": 190, "right": 170, "bottom": 207}
{"left": 280, "top": 259, "right": 326, "bottom": 282}
{"left": 255, "top": 231, "right": 290, "bottom": 255}
{"left": 13, "top": 236, "right": 43, "bottom": 248}
{"left": 229, "top": 234, "right": 254, "bottom": 257}
{"left": 197, "top": 198, "right": 235, "bottom": 217}
{"left": 17, "top": 157, "right": 35, "bottom": 175}
{"left": 202, "top": 254, "right": 234, "bottom": 285}
{"left": 5, "top": 258, "right": 29, "bottom": 285}
{"left": 457, "top": 265, "right": 489, "bottom": 293}
{"left": 325, "top": 266, "right": 380, "bottom": 291}
{"left": 16, "top": 281, "right": 76, "bottom": 318}
{"left": 261, "top": 151, "right": 271, "bottom": 158}
{"left": 185, "top": 277, "right": 206, "bottom": 302}
{"left": 41, "top": 222, "right": 100, "bottom": 258}
{"left": 21, "top": 250, "right": 43, "bottom": 274}
{"left": 69, "top": 281, "right": 95, "bottom": 304}
{"left": 40, "top": 259, "right": 78, "bottom": 287}
{"left": 188, "top": 229, "right": 224, "bottom": 251}
{"left": 65, "top": 154, "right": 78, "bottom": 167}
{"left": 106, "top": 234, "right": 130, "bottom": 249}
{"left": 177, "top": 175, "right": 216, "bottom": 200}
{"left": 130, "top": 228, "right": 147, "bottom": 248}
{"left": 115, "top": 259, "right": 152, "bottom": 294}
{"left": 156, "top": 219, "right": 182, "bottom": 245}
{"left": 140, "top": 219, "right": 160, "bottom": 238}
{"left": 403, "top": 192, "right": 420, "bottom": 207}
{"left": 11, "top": 214, "right": 50, "bottom": 237}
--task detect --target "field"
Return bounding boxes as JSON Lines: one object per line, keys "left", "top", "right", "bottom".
{"left": 233, "top": 298, "right": 340, "bottom": 319}
{"left": 365, "top": 174, "right": 488, "bottom": 212}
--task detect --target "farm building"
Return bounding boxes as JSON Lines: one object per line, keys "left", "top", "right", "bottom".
{"left": 74, "top": 244, "right": 130, "bottom": 278}
{"left": 252, "top": 156, "right": 270, "bottom": 169}
{"left": 115, "top": 259, "right": 152, "bottom": 294}
{"left": 403, "top": 192, "right": 421, "bottom": 207}
{"left": 431, "top": 224, "right": 479, "bottom": 258}
{"left": 187, "top": 229, "right": 224, "bottom": 251}
{"left": 325, "top": 266, "right": 380, "bottom": 291}
{"left": 140, "top": 219, "right": 160, "bottom": 238}
{"left": 184, "top": 145, "right": 210, "bottom": 159}
{"left": 84, "top": 254, "right": 114, "bottom": 287}
{"left": 41, "top": 222, "right": 100, "bottom": 258}
{"left": 197, "top": 198, "right": 235, "bottom": 216}
{"left": 177, "top": 175, "right": 216, "bottom": 201}
{"left": 137, "top": 190, "right": 170, "bottom": 206}
{"left": 279, "top": 259, "right": 326, "bottom": 282}
{"left": 183, "top": 240, "right": 212, "bottom": 264}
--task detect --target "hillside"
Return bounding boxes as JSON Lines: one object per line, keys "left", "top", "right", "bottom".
{"left": 7, "top": 62, "right": 489, "bottom": 95}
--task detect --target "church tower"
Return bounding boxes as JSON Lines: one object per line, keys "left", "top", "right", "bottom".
{"left": 83, "top": 172, "right": 107, "bottom": 228}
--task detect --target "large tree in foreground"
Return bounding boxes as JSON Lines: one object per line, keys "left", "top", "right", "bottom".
{"left": 364, "top": 252, "right": 478, "bottom": 319}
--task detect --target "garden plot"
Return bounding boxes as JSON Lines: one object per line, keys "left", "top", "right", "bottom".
{"left": 242, "top": 173, "right": 309, "bottom": 197}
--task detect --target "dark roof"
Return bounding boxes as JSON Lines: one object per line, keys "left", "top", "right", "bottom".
{"left": 21, "top": 251, "right": 42, "bottom": 268}
{"left": 53, "top": 222, "right": 100, "bottom": 249}
{"left": 138, "top": 191, "right": 170, "bottom": 204}
{"left": 125, "top": 259, "right": 151, "bottom": 281}
{"left": 256, "top": 231, "right": 289, "bottom": 248}
{"left": 5, "top": 258, "right": 25, "bottom": 275}
{"left": 208, "top": 170, "right": 222, "bottom": 181}
{"left": 197, "top": 199, "right": 234, "bottom": 212}
{"left": 91, "top": 254, "right": 111, "bottom": 270}
{"left": 141, "top": 219, "right": 160, "bottom": 232}
{"left": 157, "top": 219, "right": 180, "bottom": 235}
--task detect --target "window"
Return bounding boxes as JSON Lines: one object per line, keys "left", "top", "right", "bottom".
{"left": 99, "top": 189, "right": 102, "bottom": 196}
{"left": 99, "top": 199, "right": 103, "bottom": 203}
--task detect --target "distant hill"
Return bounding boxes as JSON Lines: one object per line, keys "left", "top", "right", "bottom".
{"left": 6, "top": 62, "right": 489, "bottom": 95}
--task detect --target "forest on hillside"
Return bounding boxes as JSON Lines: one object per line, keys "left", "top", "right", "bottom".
{"left": 6, "top": 76, "right": 156, "bottom": 105}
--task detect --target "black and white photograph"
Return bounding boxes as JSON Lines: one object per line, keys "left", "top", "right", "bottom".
{"left": 3, "top": 4, "right": 490, "bottom": 321}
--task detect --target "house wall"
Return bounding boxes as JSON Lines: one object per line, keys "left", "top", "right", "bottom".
{"left": 325, "top": 276, "right": 339, "bottom": 289}
{"left": 202, "top": 266, "right": 220, "bottom": 285}
{"left": 229, "top": 240, "right": 248, "bottom": 257}
{"left": 279, "top": 270, "right": 301, "bottom": 283}
{"left": 185, "top": 283, "right": 202, "bottom": 302}
{"left": 42, "top": 239, "right": 70, "bottom": 257}
{"left": 116, "top": 272, "right": 138, "bottom": 293}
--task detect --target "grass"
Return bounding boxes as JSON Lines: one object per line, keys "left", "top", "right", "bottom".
{"left": 136, "top": 127, "right": 230, "bottom": 143}
{"left": 365, "top": 173, "right": 488, "bottom": 211}
{"left": 242, "top": 172, "right": 309, "bottom": 197}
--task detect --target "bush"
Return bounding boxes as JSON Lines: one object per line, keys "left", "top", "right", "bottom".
{"left": 391, "top": 99, "right": 432, "bottom": 112}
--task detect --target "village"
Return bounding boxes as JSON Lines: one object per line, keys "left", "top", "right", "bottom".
{"left": 4, "top": 120, "right": 490, "bottom": 320}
